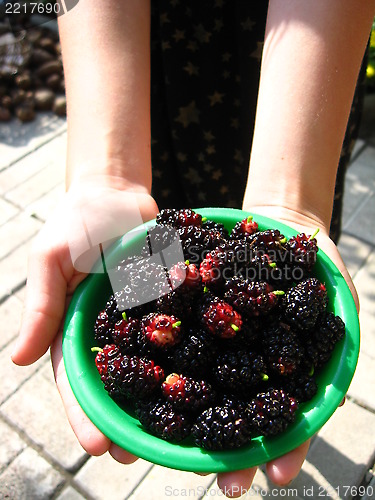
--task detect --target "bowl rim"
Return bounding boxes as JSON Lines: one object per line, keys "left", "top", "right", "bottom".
{"left": 62, "top": 207, "right": 360, "bottom": 472}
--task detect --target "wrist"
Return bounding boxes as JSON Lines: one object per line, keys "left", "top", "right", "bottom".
{"left": 66, "top": 158, "right": 152, "bottom": 195}
{"left": 241, "top": 201, "right": 330, "bottom": 236}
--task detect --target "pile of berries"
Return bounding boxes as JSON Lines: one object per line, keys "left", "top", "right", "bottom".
{"left": 92, "top": 209, "right": 345, "bottom": 451}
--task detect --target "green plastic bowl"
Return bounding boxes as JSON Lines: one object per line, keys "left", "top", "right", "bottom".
{"left": 62, "top": 208, "right": 360, "bottom": 472}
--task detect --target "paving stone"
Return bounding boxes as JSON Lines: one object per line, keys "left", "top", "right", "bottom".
{"left": 0, "top": 197, "right": 18, "bottom": 226}
{"left": 0, "top": 131, "right": 66, "bottom": 195}
{"left": 205, "top": 468, "right": 305, "bottom": 499}
{"left": 349, "top": 138, "right": 366, "bottom": 161}
{"left": 363, "top": 473, "right": 375, "bottom": 500}
{"left": 128, "top": 465, "right": 216, "bottom": 500}
{"left": 290, "top": 400, "right": 375, "bottom": 497}
{"left": 0, "top": 236, "right": 34, "bottom": 299}
{"left": 5, "top": 160, "right": 65, "bottom": 209}
{"left": 342, "top": 172, "right": 373, "bottom": 226}
{"left": 348, "top": 351, "right": 375, "bottom": 412}
{"left": 0, "top": 211, "right": 42, "bottom": 260}
{"left": 0, "top": 339, "right": 48, "bottom": 405}
{"left": 0, "top": 419, "right": 26, "bottom": 474}
{"left": 358, "top": 94, "right": 375, "bottom": 147}
{"left": 1, "top": 362, "right": 88, "bottom": 471}
{"left": 347, "top": 147, "right": 375, "bottom": 191}
{"left": 75, "top": 455, "right": 153, "bottom": 500}
{"left": 0, "top": 447, "right": 64, "bottom": 500}
{"left": 14, "top": 284, "right": 26, "bottom": 302}
{"left": 337, "top": 234, "right": 374, "bottom": 280}
{"left": 343, "top": 192, "right": 375, "bottom": 246}
{"left": 0, "top": 295, "right": 23, "bottom": 350}
{"left": 353, "top": 146, "right": 375, "bottom": 179}
{"left": 56, "top": 485, "right": 87, "bottom": 500}
{"left": 0, "top": 113, "right": 66, "bottom": 171}
{"left": 27, "top": 182, "right": 65, "bottom": 222}
{"left": 353, "top": 246, "right": 375, "bottom": 358}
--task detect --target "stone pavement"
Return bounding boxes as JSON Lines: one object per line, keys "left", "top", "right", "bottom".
{"left": 0, "top": 102, "right": 374, "bottom": 500}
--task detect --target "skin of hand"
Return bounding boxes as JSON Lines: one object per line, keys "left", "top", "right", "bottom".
{"left": 12, "top": 177, "right": 159, "bottom": 457}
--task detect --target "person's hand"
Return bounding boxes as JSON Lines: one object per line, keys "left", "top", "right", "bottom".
{"left": 213, "top": 203, "right": 359, "bottom": 498}
{"left": 11, "top": 176, "right": 159, "bottom": 462}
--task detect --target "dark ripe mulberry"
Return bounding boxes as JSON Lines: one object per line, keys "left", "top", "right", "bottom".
{"left": 202, "top": 219, "right": 229, "bottom": 238}
{"left": 192, "top": 404, "right": 252, "bottom": 450}
{"left": 213, "top": 350, "right": 269, "bottom": 395}
{"left": 262, "top": 322, "right": 304, "bottom": 377}
{"left": 280, "top": 372, "right": 318, "bottom": 403}
{"left": 167, "top": 327, "right": 218, "bottom": 378}
{"left": 285, "top": 232, "right": 319, "bottom": 274}
{"left": 114, "top": 258, "right": 172, "bottom": 318}
{"left": 283, "top": 278, "right": 328, "bottom": 331}
{"left": 104, "top": 294, "right": 123, "bottom": 324}
{"left": 200, "top": 247, "right": 231, "bottom": 289}
{"left": 224, "top": 277, "right": 282, "bottom": 318}
{"left": 202, "top": 298, "right": 243, "bottom": 339}
{"left": 156, "top": 208, "right": 203, "bottom": 228}
{"left": 100, "top": 352, "right": 165, "bottom": 401}
{"left": 247, "top": 388, "right": 298, "bottom": 436}
{"left": 247, "top": 229, "right": 287, "bottom": 253}
{"left": 111, "top": 316, "right": 140, "bottom": 354}
{"left": 177, "top": 226, "right": 226, "bottom": 265}
{"left": 142, "top": 224, "right": 181, "bottom": 260}
{"left": 302, "top": 312, "right": 345, "bottom": 369}
{"left": 162, "top": 373, "right": 215, "bottom": 413}
{"left": 136, "top": 398, "right": 191, "bottom": 442}
{"left": 156, "top": 288, "right": 197, "bottom": 321}
{"left": 94, "top": 310, "right": 115, "bottom": 347}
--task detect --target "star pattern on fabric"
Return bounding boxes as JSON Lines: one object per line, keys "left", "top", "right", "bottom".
{"left": 173, "top": 29, "right": 185, "bottom": 42}
{"left": 193, "top": 24, "right": 212, "bottom": 43}
{"left": 212, "top": 169, "right": 223, "bottom": 181}
{"left": 206, "top": 144, "right": 216, "bottom": 155}
{"left": 184, "top": 167, "right": 204, "bottom": 185}
{"left": 213, "top": 19, "right": 223, "bottom": 32}
{"left": 208, "top": 91, "right": 225, "bottom": 106}
{"left": 177, "top": 152, "right": 187, "bottom": 162}
{"left": 250, "top": 41, "right": 264, "bottom": 60}
{"left": 150, "top": 2, "right": 268, "bottom": 209}
{"left": 175, "top": 100, "right": 201, "bottom": 128}
{"left": 160, "top": 12, "right": 170, "bottom": 25}
{"left": 230, "top": 117, "right": 239, "bottom": 129}
{"left": 161, "top": 151, "right": 169, "bottom": 162}
{"left": 241, "top": 18, "right": 255, "bottom": 31}
{"left": 234, "top": 149, "right": 245, "bottom": 164}
{"left": 204, "top": 130, "right": 215, "bottom": 142}
{"left": 184, "top": 61, "right": 199, "bottom": 76}
{"left": 187, "top": 40, "right": 199, "bottom": 52}
{"left": 162, "top": 41, "right": 171, "bottom": 51}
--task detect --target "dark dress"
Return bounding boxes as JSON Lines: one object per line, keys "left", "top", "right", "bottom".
{"left": 150, "top": 0, "right": 367, "bottom": 243}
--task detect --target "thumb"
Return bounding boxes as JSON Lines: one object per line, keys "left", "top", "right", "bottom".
{"left": 11, "top": 242, "right": 77, "bottom": 365}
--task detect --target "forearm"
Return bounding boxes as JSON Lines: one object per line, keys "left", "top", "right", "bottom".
{"left": 58, "top": 0, "right": 151, "bottom": 192}
{"left": 244, "top": 0, "right": 374, "bottom": 230}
